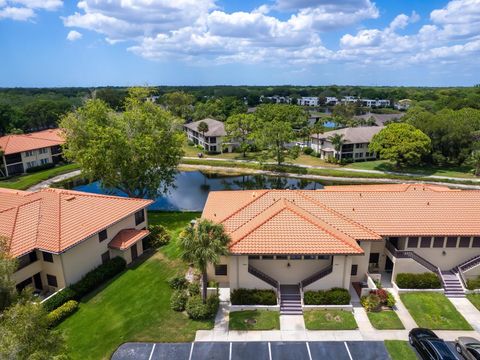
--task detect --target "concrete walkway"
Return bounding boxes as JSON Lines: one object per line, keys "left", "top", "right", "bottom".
{"left": 389, "top": 289, "right": 418, "bottom": 330}
{"left": 449, "top": 296, "right": 480, "bottom": 332}
{"left": 27, "top": 169, "right": 81, "bottom": 191}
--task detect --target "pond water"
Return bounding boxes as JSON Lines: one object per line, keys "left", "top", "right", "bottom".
{"left": 73, "top": 171, "right": 325, "bottom": 211}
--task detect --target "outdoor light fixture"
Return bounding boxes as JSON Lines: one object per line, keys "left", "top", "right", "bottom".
{"left": 287, "top": 262, "right": 291, "bottom": 267}
{"left": 442, "top": 251, "right": 446, "bottom": 256}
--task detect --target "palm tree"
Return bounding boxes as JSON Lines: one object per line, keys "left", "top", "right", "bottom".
{"left": 328, "top": 133, "right": 345, "bottom": 160}
{"left": 197, "top": 121, "right": 209, "bottom": 150}
{"left": 179, "top": 219, "right": 230, "bottom": 303}
{"left": 311, "top": 122, "right": 325, "bottom": 153}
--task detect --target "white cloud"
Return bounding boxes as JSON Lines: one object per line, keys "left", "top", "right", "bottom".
{"left": 0, "top": 6, "right": 34, "bottom": 20}
{"left": 11, "top": 0, "right": 62, "bottom": 10}
{"left": 67, "top": 30, "right": 82, "bottom": 41}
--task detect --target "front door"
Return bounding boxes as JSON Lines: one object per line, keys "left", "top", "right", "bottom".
{"left": 131, "top": 243, "right": 138, "bottom": 261}
{"left": 33, "top": 273, "right": 43, "bottom": 290}
{"left": 385, "top": 256, "right": 393, "bottom": 272}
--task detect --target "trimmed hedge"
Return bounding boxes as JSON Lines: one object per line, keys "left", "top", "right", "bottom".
{"left": 396, "top": 273, "right": 441, "bottom": 289}
{"left": 47, "top": 300, "right": 78, "bottom": 327}
{"left": 467, "top": 276, "right": 480, "bottom": 290}
{"left": 230, "top": 289, "right": 277, "bottom": 305}
{"left": 304, "top": 288, "right": 350, "bottom": 305}
{"left": 186, "top": 295, "right": 220, "bottom": 320}
{"left": 42, "top": 257, "right": 126, "bottom": 312}
{"left": 26, "top": 162, "right": 55, "bottom": 173}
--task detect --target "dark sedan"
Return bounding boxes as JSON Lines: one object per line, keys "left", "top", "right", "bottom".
{"left": 409, "top": 328, "right": 459, "bottom": 360}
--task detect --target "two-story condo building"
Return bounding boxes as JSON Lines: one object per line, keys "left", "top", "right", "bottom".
{"left": 0, "top": 129, "right": 65, "bottom": 177}
{"left": 297, "top": 97, "right": 319, "bottom": 106}
{"left": 184, "top": 118, "right": 238, "bottom": 153}
{"left": 310, "top": 126, "right": 383, "bottom": 161}
{"left": 204, "top": 184, "right": 480, "bottom": 308}
{"left": 0, "top": 187, "right": 152, "bottom": 294}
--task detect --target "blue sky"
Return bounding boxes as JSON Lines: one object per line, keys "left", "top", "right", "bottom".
{"left": 0, "top": 0, "right": 479, "bottom": 87}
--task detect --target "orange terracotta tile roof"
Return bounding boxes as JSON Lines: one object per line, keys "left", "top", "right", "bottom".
{"left": 108, "top": 229, "right": 149, "bottom": 251}
{"left": 0, "top": 129, "right": 65, "bottom": 155}
{"left": 0, "top": 187, "right": 152, "bottom": 257}
{"left": 202, "top": 184, "right": 480, "bottom": 254}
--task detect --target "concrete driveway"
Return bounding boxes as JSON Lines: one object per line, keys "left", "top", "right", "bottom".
{"left": 112, "top": 341, "right": 393, "bottom": 360}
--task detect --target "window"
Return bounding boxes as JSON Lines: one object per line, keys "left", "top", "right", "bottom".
{"left": 248, "top": 255, "right": 260, "bottom": 260}
{"left": 369, "top": 253, "right": 380, "bottom": 266}
{"left": 355, "top": 143, "right": 362, "bottom": 149}
{"left": 433, "top": 237, "right": 444, "bottom": 248}
{"left": 47, "top": 274, "right": 58, "bottom": 287}
{"left": 215, "top": 264, "right": 227, "bottom": 276}
{"left": 351, "top": 264, "right": 358, "bottom": 276}
{"left": 407, "top": 237, "right": 419, "bottom": 248}
{"left": 39, "top": 148, "right": 48, "bottom": 154}
{"left": 473, "top": 237, "right": 480, "bottom": 248}
{"left": 420, "top": 237, "right": 431, "bottom": 248}
{"left": 101, "top": 251, "right": 110, "bottom": 264}
{"left": 17, "top": 251, "right": 38, "bottom": 270}
{"left": 262, "top": 255, "right": 274, "bottom": 260}
{"left": 303, "top": 255, "right": 316, "bottom": 260}
{"left": 42, "top": 252, "right": 53, "bottom": 263}
{"left": 446, "top": 237, "right": 458, "bottom": 248}
{"left": 98, "top": 229, "right": 108, "bottom": 242}
{"left": 40, "top": 158, "right": 49, "bottom": 165}
{"left": 135, "top": 209, "right": 145, "bottom": 226}
{"left": 459, "top": 237, "right": 471, "bottom": 248}
{"left": 276, "top": 255, "right": 288, "bottom": 260}
{"left": 290, "top": 255, "right": 302, "bottom": 260}
{"left": 25, "top": 150, "right": 34, "bottom": 157}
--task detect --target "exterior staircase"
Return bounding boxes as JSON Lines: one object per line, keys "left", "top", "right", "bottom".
{"left": 280, "top": 284, "right": 302, "bottom": 315}
{"left": 441, "top": 270, "right": 465, "bottom": 298}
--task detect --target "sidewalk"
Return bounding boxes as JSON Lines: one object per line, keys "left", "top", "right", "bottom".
{"left": 449, "top": 296, "right": 480, "bottom": 332}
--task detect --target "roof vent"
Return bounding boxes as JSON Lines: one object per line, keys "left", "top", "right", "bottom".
{"left": 352, "top": 207, "right": 355, "bottom": 211}
{"left": 252, "top": 192, "right": 257, "bottom": 198}
{"left": 213, "top": 213, "right": 216, "bottom": 217}
{"left": 427, "top": 202, "right": 430, "bottom": 206}
{"left": 65, "top": 196, "right": 76, "bottom": 201}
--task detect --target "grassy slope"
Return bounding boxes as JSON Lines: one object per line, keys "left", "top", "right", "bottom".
{"left": 229, "top": 310, "right": 280, "bottom": 330}
{"left": 0, "top": 163, "right": 80, "bottom": 190}
{"left": 467, "top": 294, "right": 480, "bottom": 310}
{"left": 384, "top": 340, "right": 418, "bottom": 360}
{"left": 303, "top": 310, "right": 358, "bottom": 330}
{"left": 58, "top": 211, "right": 208, "bottom": 360}
{"left": 400, "top": 292, "right": 472, "bottom": 330}
{"left": 367, "top": 310, "right": 405, "bottom": 330}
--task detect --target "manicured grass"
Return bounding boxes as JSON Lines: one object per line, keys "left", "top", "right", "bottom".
{"left": 304, "top": 310, "right": 358, "bottom": 330}
{"left": 467, "top": 294, "right": 480, "bottom": 310}
{"left": 367, "top": 310, "right": 404, "bottom": 330}
{"left": 58, "top": 211, "right": 210, "bottom": 360}
{"left": 0, "top": 163, "right": 80, "bottom": 190}
{"left": 229, "top": 310, "right": 280, "bottom": 331}
{"left": 400, "top": 292, "right": 472, "bottom": 330}
{"left": 384, "top": 340, "right": 418, "bottom": 360}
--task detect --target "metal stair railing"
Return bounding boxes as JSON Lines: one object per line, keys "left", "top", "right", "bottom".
{"left": 300, "top": 261, "right": 334, "bottom": 288}
{"left": 247, "top": 264, "right": 278, "bottom": 288}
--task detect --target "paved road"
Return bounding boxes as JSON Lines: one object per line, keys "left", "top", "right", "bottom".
{"left": 112, "top": 341, "right": 393, "bottom": 360}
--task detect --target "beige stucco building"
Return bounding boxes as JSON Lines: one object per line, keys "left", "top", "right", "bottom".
{"left": 0, "top": 187, "right": 152, "bottom": 294}
{"left": 203, "top": 184, "right": 480, "bottom": 302}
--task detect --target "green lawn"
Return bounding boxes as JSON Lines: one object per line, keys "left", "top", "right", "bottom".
{"left": 0, "top": 163, "right": 80, "bottom": 190}
{"left": 58, "top": 211, "right": 210, "bottom": 360}
{"left": 384, "top": 340, "right": 418, "bottom": 360}
{"left": 304, "top": 310, "right": 358, "bottom": 330}
{"left": 467, "top": 294, "right": 480, "bottom": 310}
{"left": 400, "top": 292, "right": 472, "bottom": 330}
{"left": 367, "top": 310, "right": 404, "bottom": 330}
{"left": 229, "top": 310, "right": 280, "bottom": 331}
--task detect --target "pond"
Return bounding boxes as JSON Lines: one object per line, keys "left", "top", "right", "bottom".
{"left": 73, "top": 171, "right": 325, "bottom": 211}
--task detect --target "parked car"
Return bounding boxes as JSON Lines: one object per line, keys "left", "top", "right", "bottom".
{"left": 409, "top": 328, "right": 458, "bottom": 360}
{"left": 455, "top": 337, "right": 480, "bottom": 360}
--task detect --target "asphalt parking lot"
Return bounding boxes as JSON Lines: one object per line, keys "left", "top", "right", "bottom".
{"left": 112, "top": 341, "right": 393, "bottom": 360}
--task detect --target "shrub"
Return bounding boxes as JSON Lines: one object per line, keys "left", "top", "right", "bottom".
{"left": 147, "top": 224, "right": 171, "bottom": 248}
{"left": 230, "top": 289, "right": 277, "bottom": 305}
{"left": 168, "top": 275, "right": 188, "bottom": 290}
{"left": 303, "top": 288, "right": 351, "bottom": 305}
{"left": 70, "top": 257, "right": 126, "bottom": 298}
{"left": 396, "top": 273, "right": 441, "bottom": 289}
{"left": 42, "top": 287, "right": 77, "bottom": 312}
{"left": 208, "top": 280, "right": 219, "bottom": 288}
{"left": 367, "top": 289, "right": 396, "bottom": 309}
{"left": 303, "top": 147, "right": 314, "bottom": 155}
{"left": 170, "top": 290, "right": 188, "bottom": 312}
{"left": 361, "top": 294, "right": 381, "bottom": 312}
{"left": 47, "top": 300, "right": 78, "bottom": 327}
{"left": 467, "top": 276, "right": 480, "bottom": 290}
{"left": 188, "top": 282, "right": 201, "bottom": 296}
{"left": 26, "top": 163, "right": 55, "bottom": 173}
{"left": 186, "top": 295, "right": 219, "bottom": 320}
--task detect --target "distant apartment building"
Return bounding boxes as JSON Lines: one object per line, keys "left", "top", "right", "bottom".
{"left": 260, "top": 95, "right": 292, "bottom": 104}
{"left": 325, "top": 97, "right": 339, "bottom": 105}
{"left": 394, "top": 99, "right": 413, "bottom": 110}
{"left": 341, "top": 96, "right": 358, "bottom": 104}
{"left": 184, "top": 118, "right": 238, "bottom": 153}
{"left": 361, "top": 99, "right": 391, "bottom": 107}
{"left": 0, "top": 129, "right": 65, "bottom": 177}
{"left": 310, "top": 126, "right": 383, "bottom": 161}
{"left": 297, "top": 97, "right": 320, "bottom": 106}
{"left": 0, "top": 187, "right": 152, "bottom": 294}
